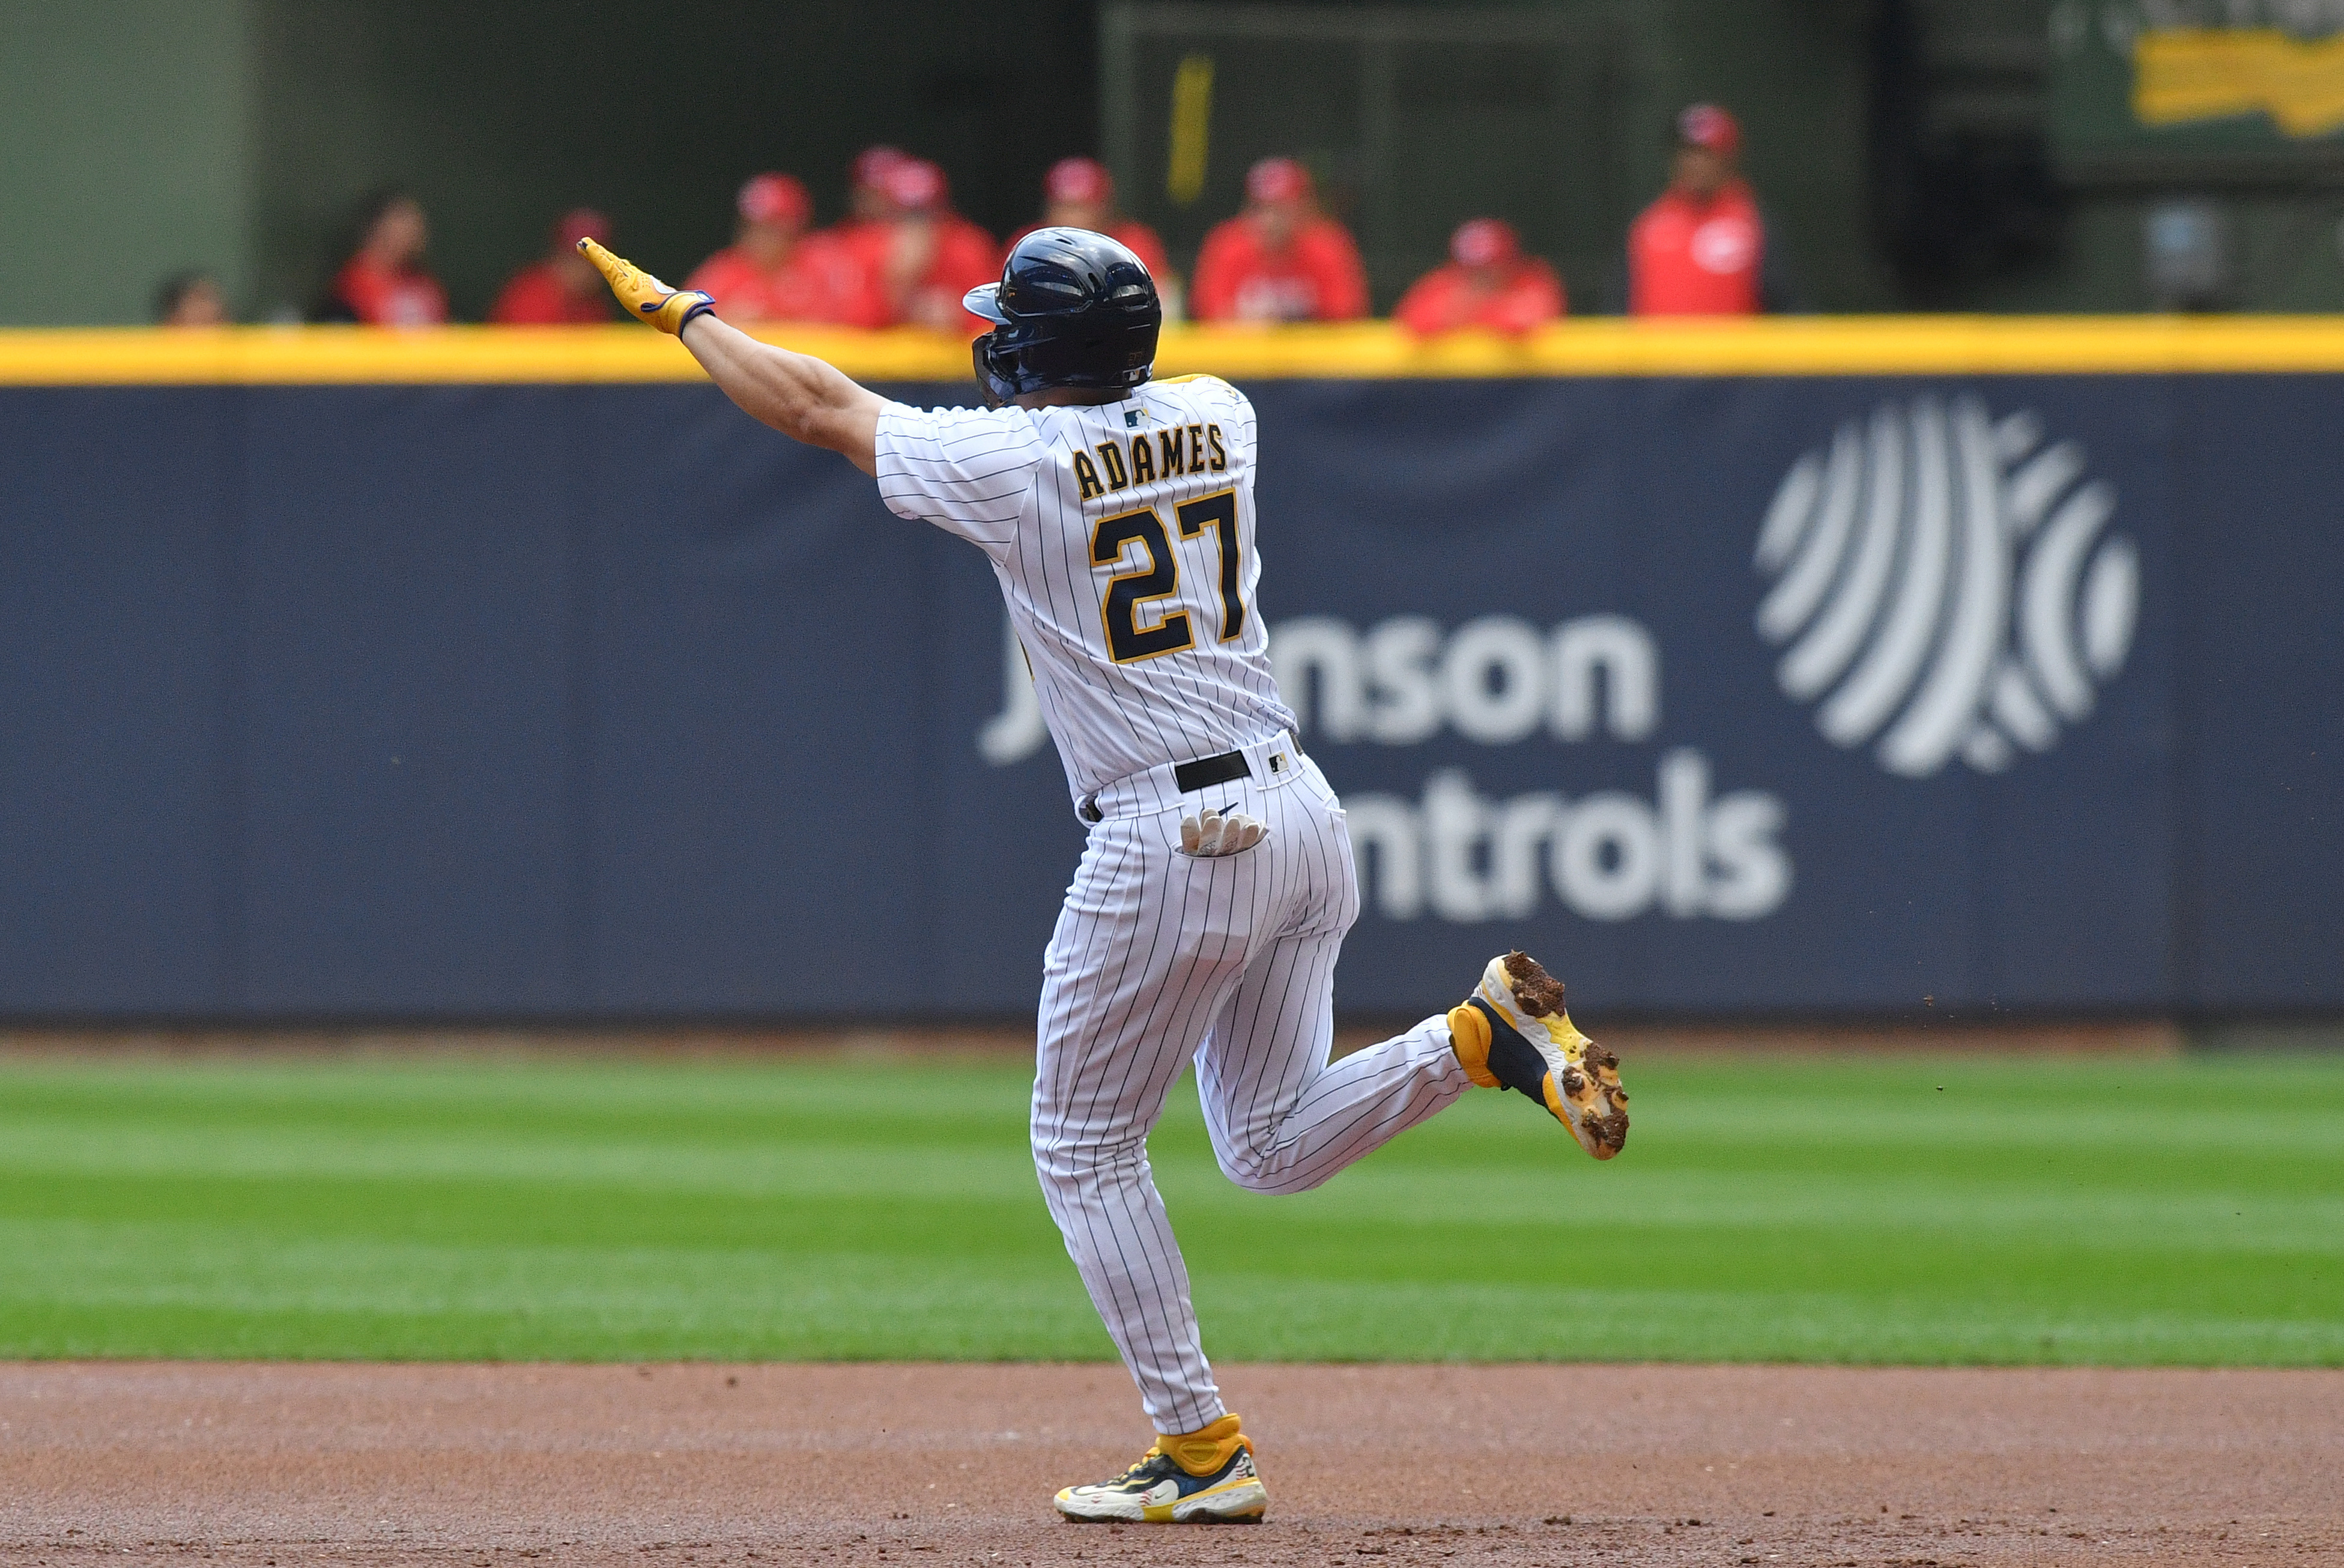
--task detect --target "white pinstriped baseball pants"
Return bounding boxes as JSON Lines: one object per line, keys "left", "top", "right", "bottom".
{"left": 1031, "top": 733, "right": 1472, "bottom": 1433}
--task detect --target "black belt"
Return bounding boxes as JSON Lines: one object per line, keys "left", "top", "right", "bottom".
{"left": 1080, "top": 748, "right": 1255, "bottom": 824}
{"left": 1173, "top": 749, "right": 1250, "bottom": 793}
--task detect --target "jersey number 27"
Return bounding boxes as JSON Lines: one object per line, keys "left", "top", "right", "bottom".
{"left": 1092, "top": 490, "right": 1246, "bottom": 664}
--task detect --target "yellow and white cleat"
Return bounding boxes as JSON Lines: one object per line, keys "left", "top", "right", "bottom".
{"left": 1449, "top": 951, "right": 1628, "bottom": 1159}
{"left": 577, "top": 237, "right": 715, "bottom": 335}
{"left": 1053, "top": 1414, "right": 1267, "bottom": 1524}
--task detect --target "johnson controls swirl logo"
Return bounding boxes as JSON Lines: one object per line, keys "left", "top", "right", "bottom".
{"left": 1754, "top": 399, "right": 2139, "bottom": 776}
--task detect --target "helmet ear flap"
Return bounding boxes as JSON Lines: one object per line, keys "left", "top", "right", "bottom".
{"left": 972, "top": 330, "right": 1020, "bottom": 410}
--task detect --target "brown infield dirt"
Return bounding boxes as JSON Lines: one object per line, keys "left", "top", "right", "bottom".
{"left": 5, "top": 1363, "right": 2339, "bottom": 1567}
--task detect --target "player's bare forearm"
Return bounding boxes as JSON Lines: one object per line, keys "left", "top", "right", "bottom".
{"left": 679, "top": 316, "right": 883, "bottom": 476}
{"left": 576, "top": 237, "right": 882, "bottom": 474}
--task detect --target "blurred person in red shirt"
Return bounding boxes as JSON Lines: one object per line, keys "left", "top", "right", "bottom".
{"left": 1190, "top": 157, "right": 1369, "bottom": 324}
{"left": 1394, "top": 219, "right": 1565, "bottom": 335}
{"left": 687, "top": 173, "right": 882, "bottom": 325}
{"left": 1004, "top": 157, "right": 1174, "bottom": 298}
{"left": 856, "top": 157, "right": 996, "bottom": 333}
{"left": 831, "top": 145, "right": 907, "bottom": 245}
{"left": 1615, "top": 104, "right": 1798, "bottom": 315}
{"left": 318, "top": 189, "right": 446, "bottom": 326}
{"left": 155, "top": 271, "right": 229, "bottom": 325}
{"left": 810, "top": 147, "right": 909, "bottom": 327}
{"left": 829, "top": 166, "right": 896, "bottom": 315}
{"left": 489, "top": 208, "right": 617, "bottom": 324}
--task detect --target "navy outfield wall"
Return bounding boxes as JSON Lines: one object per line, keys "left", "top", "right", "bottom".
{"left": 0, "top": 374, "right": 2337, "bottom": 1020}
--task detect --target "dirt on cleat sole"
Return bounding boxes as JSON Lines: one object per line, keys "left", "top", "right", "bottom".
{"left": 1486, "top": 951, "right": 1629, "bottom": 1160}
{"left": 1501, "top": 951, "right": 1567, "bottom": 1015}
{"left": 1557, "top": 1035, "right": 1629, "bottom": 1160}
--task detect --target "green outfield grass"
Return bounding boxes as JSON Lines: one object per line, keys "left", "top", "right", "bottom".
{"left": 0, "top": 1048, "right": 2337, "bottom": 1364}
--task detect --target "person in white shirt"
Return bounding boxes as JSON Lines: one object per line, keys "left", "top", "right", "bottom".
{"left": 579, "top": 228, "right": 1629, "bottom": 1526}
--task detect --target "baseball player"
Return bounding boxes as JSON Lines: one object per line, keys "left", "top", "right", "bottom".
{"left": 580, "top": 228, "right": 1629, "bottom": 1524}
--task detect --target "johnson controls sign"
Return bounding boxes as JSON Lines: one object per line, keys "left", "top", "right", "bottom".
{"left": 1266, "top": 614, "right": 1790, "bottom": 924}
{"left": 983, "top": 607, "right": 1795, "bottom": 927}
{"left": 978, "top": 396, "right": 2146, "bottom": 944}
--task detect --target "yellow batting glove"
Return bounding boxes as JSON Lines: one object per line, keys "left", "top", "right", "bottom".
{"left": 578, "top": 237, "right": 714, "bottom": 335}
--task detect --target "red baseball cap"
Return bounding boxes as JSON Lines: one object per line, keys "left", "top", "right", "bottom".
{"left": 1450, "top": 217, "right": 1520, "bottom": 268}
{"left": 737, "top": 173, "right": 811, "bottom": 228}
{"left": 554, "top": 207, "right": 611, "bottom": 248}
{"left": 1676, "top": 103, "right": 1742, "bottom": 157}
{"left": 1046, "top": 156, "right": 1113, "bottom": 205}
{"left": 883, "top": 157, "right": 948, "bottom": 212}
{"left": 1246, "top": 156, "right": 1312, "bottom": 205}
{"left": 852, "top": 145, "right": 907, "bottom": 192}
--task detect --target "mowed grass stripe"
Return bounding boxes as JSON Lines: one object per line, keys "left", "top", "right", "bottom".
{"left": 5, "top": 1138, "right": 2331, "bottom": 1249}
{"left": 0, "top": 1052, "right": 2336, "bottom": 1364}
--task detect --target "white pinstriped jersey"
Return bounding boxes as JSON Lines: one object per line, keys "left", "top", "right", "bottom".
{"left": 874, "top": 375, "right": 1297, "bottom": 801}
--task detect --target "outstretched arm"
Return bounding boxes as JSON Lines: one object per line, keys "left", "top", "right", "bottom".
{"left": 674, "top": 313, "right": 885, "bottom": 475}
{"left": 580, "top": 239, "right": 885, "bottom": 476}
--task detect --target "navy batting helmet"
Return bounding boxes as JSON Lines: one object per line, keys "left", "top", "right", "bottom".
{"left": 965, "top": 227, "right": 1160, "bottom": 408}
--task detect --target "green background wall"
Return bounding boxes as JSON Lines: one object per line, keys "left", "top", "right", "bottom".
{"left": 0, "top": 0, "right": 256, "bottom": 325}
{"left": 4, "top": 0, "right": 2340, "bottom": 324}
